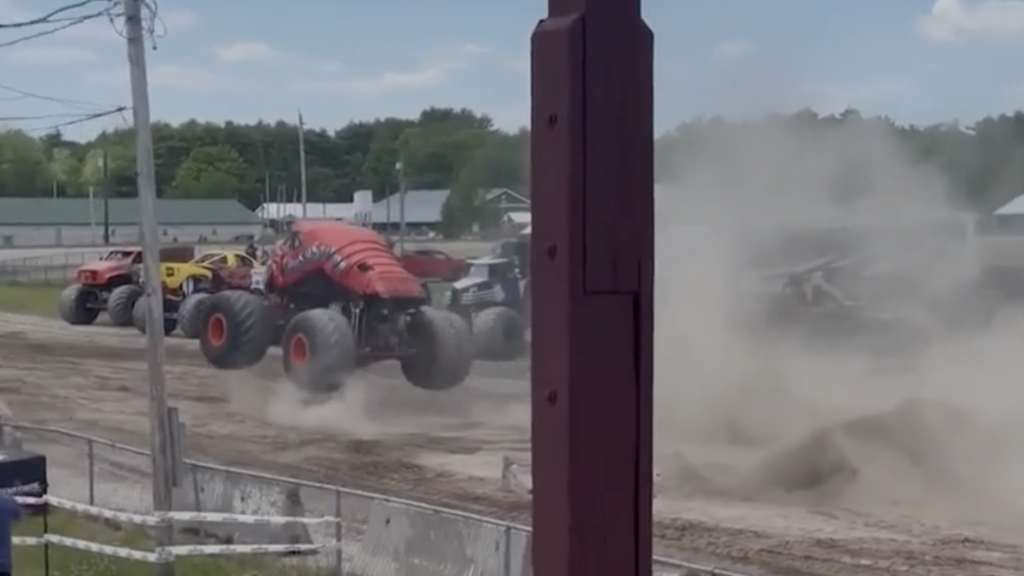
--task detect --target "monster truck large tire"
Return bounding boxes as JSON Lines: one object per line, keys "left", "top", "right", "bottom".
{"left": 58, "top": 283, "right": 100, "bottom": 325}
{"left": 472, "top": 306, "right": 527, "bottom": 361}
{"left": 281, "top": 309, "right": 357, "bottom": 396}
{"left": 107, "top": 284, "right": 142, "bottom": 327}
{"left": 132, "top": 295, "right": 177, "bottom": 335}
{"left": 401, "top": 307, "right": 473, "bottom": 391}
{"left": 199, "top": 290, "right": 272, "bottom": 369}
{"left": 176, "top": 293, "right": 211, "bottom": 339}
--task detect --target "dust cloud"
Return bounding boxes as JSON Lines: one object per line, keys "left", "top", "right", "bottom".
{"left": 224, "top": 370, "right": 527, "bottom": 441}
{"left": 652, "top": 111, "right": 1024, "bottom": 534}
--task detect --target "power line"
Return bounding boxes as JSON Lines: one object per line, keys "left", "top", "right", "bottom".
{"left": 0, "top": 82, "right": 122, "bottom": 112}
{"left": 29, "top": 107, "right": 128, "bottom": 133}
{"left": 0, "top": 112, "right": 107, "bottom": 121}
{"left": 0, "top": 0, "right": 112, "bottom": 29}
{"left": 0, "top": 0, "right": 117, "bottom": 49}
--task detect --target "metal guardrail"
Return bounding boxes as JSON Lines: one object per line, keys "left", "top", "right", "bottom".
{"left": 3, "top": 422, "right": 750, "bottom": 576}
{"left": 0, "top": 252, "right": 94, "bottom": 285}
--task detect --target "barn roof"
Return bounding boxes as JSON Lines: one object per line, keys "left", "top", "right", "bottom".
{"left": 0, "top": 198, "right": 262, "bottom": 226}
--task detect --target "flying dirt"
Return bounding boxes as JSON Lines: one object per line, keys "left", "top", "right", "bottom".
{"left": 646, "top": 108, "right": 1024, "bottom": 574}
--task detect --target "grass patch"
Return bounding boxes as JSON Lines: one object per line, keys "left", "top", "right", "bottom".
{"left": 0, "top": 281, "right": 453, "bottom": 319}
{"left": 0, "top": 284, "right": 62, "bottom": 318}
{"left": 14, "top": 510, "right": 337, "bottom": 576}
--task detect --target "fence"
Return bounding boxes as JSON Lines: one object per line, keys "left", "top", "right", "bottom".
{"left": 0, "top": 251, "right": 100, "bottom": 285}
{"left": 3, "top": 422, "right": 749, "bottom": 576}
{"left": 0, "top": 240, "right": 501, "bottom": 286}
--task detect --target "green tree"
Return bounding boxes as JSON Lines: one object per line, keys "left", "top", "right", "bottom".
{"left": 79, "top": 145, "right": 136, "bottom": 197}
{"left": 0, "top": 129, "right": 51, "bottom": 197}
{"left": 170, "top": 144, "right": 249, "bottom": 198}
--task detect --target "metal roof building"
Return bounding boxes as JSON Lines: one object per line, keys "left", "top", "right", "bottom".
{"left": 255, "top": 202, "right": 358, "bottom": 220}
{"left": 367, "top": 189, "right": 451, "bottom": 225}
{"left": 0, "top": 197, "right": 262, "bottom": 248}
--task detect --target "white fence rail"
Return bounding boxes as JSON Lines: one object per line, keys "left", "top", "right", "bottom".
{"left": 4, "top": 423, "right": 751, "bottom": 576}
{"left": 13, "top": 494, "right": 341, "bottom": 563}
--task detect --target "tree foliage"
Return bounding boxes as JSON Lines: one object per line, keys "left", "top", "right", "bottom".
{"left": 6, "top": 106, "right": 1024, "bottom": 221}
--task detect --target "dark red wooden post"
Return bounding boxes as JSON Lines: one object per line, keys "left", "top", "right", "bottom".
{"left": 529, "top": 0, "right": 654, "bottom": 573}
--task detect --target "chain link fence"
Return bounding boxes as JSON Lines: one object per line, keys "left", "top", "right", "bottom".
{"left": 3, "top": 422, "right": 746, "bottom": 576}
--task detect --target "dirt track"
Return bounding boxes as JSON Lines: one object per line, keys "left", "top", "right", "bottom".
{"left": 2, "top": 311, "right": 1024, "bottom": 575}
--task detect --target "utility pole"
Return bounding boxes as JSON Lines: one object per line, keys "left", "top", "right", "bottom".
{"left": 88, "top": 186, "right": 96, "bottom": 243}
{"left": 297, "top": 110, "right": 308, "bottom": 219}
{"left": 397, "top": 156, "right": 406, "bottom": 254}
{"left": 385, "top": 184, "right": 392, "bottom": 240}
{"left": 123, "top": 2, "right": 176, "bottom": 575}
{"left": 101, "top": 149, "right": 110, "bottom": 245}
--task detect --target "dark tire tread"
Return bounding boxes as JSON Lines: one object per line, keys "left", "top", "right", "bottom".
{"left": 177, "top": 293, "right": 211, "bottom": 339}
{"left": 401, "top": 307, "right": 473, "bottom": 391}
{"left": 58, "top": 283, "right": 100, "bottom": 325}
{"left": 472, "top": 306, "right": 527, "bottom": 361}
{"left": 107, "top": 284, "right": 142, "bottom": 327}
{"left": 199, "top": 290, "right": 272, "bottom": 369}
{"left": 281, "top": 309, "right": 357, "bottom": 396}
{"left": 132, "top": 295, "right": 177, "bottom": 336}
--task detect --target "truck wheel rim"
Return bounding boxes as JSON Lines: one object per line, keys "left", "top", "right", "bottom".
{"left": 289, "top": 334, "right": 309, "bottom": 365}
{"left": 207, "top": 313, "right": 227, "bottom": 346}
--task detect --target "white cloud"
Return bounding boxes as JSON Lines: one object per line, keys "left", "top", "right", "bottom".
{"left": 2, "top": 46, "right": 97, "bottom": 65}
{"left": 215, "top": 41, "right": 283, "bottom": 64}
{"left": 289, "top": 43, "right": 490, "bottom": 95}
{"left": 918, "top": 0, "right": 1024, "bottom": 42}
{"left": 214, "top": 40, "right": 343, "bottom": 73}
{"left": 714, "top": 41, "right": 752, "bottom": 59}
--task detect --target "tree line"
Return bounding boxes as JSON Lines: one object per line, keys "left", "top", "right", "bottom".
{"left": 2, "top": 106, "right": 1024, "bottom": 230}
{"left": 0, "top": 107, "right": 529, "bottom": 234}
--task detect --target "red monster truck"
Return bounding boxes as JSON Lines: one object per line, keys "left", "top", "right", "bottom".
{"left": 59, "top": 245, "right": 195, "bottom": 327}
{"left": 196, "top": 221, "right": 474, "bottom": 396}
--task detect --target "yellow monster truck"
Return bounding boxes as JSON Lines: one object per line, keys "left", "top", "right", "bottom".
{"left": 132, "top": 250, "right": 263, "bottom": 337}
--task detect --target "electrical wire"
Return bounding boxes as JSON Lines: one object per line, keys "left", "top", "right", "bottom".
{"left": 32, "top": 107, "right": 128, "bottom": 132}
{"left": 3, "top": 107, "right": 128, "bottom": 135}
{"left": 0, "top": 1, "right": 117, "bottom": 49}
{"left": 0, "top": 0, "right": 112, "bottom": 29}
{"left": 0, "top": 82, "right": 121, "bottom": 112}
{"left": 0, "top": 0, "right": 168, "bottom": 136}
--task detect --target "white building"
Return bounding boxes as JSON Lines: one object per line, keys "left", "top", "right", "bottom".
{"left": 254, "top": 202, "right": 357, "bottom": 221}
{"left": 0, "top": 197, "right": 264, "bottom": 248}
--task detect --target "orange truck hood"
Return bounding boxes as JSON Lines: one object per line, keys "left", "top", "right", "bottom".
{"left": 76, "top": 260, "right": 133, "bottom": 283}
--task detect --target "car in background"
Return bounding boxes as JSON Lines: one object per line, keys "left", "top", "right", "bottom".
{"left": 398, "top": 249, "right": 467, "bottom": 282}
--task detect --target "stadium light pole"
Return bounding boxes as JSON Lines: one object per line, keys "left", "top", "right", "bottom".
{"left": 123, "top": 2, "right": 177, "bottom": 574}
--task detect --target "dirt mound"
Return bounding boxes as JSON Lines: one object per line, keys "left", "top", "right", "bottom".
{"left": 739, "top": 398, "right": 975, "bottom": 507}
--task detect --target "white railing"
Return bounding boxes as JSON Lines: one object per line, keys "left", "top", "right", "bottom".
{"left": 13, "top": 494, "right": 341, "bottom": 563}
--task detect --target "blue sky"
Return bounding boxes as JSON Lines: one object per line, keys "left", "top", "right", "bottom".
{"left": 0, "top": 0, "right": 1021, "bottom": 141}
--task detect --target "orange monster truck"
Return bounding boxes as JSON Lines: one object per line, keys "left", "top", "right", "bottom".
{"left": 58, "top": 245, "right": 195, "bottom": 326}
{"left": 196, "top": 220, "right": 474, "bottom": 397}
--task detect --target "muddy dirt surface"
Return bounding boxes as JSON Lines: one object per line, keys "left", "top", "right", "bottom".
{"left": 2, "top": 311, "right": 1024, "bottom": 575}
